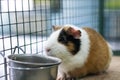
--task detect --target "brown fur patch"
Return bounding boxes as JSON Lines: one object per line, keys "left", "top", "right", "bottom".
{"left": 62, "top": 26, "right": 70, "bottom": 31}
{"left": 68, "top": 27, "right": 112, "bottom": 78}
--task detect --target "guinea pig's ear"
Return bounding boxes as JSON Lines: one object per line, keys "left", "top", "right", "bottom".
{"left": 67, "top": 27, "right": 81, "bottom": 39}
{"left": 52, "top": 25, "right": 62, "bottom": 31}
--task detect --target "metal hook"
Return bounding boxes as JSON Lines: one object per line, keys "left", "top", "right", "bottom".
{"left": 12, "top": 46, "right": 25, "bottom": 54}
{"left": 0, "top": 52, "right": 5, "bottom": 58}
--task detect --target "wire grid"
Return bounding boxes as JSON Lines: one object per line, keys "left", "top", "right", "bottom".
{"left": 104, "top": 0, "right": 120, "bottom": 54}
{"left": 0, "top": 0, "right": 100, "bottom": 80}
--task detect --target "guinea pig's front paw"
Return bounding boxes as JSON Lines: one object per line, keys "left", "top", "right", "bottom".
{"left": 56, "top": 73, "right": 66, "bottom": 80}
{"left": 56, "top": 73, "right": 76, "bottom": 80}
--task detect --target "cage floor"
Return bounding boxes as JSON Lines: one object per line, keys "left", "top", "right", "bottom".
{"left": 79, "top": 56, "right": 120, "bottom": 80}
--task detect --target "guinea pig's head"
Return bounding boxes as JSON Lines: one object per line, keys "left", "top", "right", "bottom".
{"left": 45, "top": 25, "right": 81, "bottom": 60}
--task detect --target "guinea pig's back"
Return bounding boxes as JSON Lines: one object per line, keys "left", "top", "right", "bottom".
{"left": 83, "top": 27, "right": 112, "bottom": 73}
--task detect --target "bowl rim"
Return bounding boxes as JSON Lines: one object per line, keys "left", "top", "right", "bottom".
{"left": 8, "top": 54, "right": 61, "bottom": 67}
{"left": 8, "top": 64, "right": 58, "bottom": 70}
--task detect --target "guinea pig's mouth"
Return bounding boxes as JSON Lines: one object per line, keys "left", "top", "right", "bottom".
{"left": 47, "top": 53, "right": 55, "bottom": 57}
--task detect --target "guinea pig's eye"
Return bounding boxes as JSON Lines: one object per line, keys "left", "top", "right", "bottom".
{"left": 58, "top": 36, "right": 67, "bottom": 43}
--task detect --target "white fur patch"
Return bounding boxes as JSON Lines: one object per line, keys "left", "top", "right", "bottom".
{"left": 59, "top": 27, "right": 90, "bottom": 73}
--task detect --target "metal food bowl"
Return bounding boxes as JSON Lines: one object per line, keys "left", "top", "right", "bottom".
{"left": 8, "top": 54, "right": 61, "bottom": 80}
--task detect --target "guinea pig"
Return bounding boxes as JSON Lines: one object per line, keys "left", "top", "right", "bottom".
{"left": 45, "top": 24, "right": 113, "bottom": 80}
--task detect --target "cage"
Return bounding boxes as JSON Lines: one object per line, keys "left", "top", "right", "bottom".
{"left": 0, "top": 0, "right": 120, "bottom": 80}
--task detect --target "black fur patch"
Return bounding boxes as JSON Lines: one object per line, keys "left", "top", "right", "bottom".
{"left": 58, "top": 29, "right": 80, "bottom": 55}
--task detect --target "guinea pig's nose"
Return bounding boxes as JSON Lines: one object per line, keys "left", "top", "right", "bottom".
{"left": 45, "top": 48, "right": 51, "bottom": 52}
